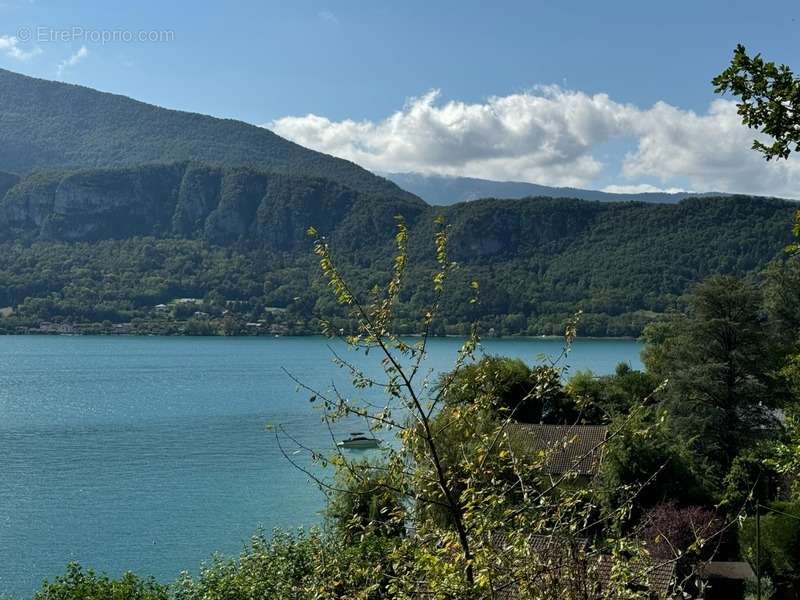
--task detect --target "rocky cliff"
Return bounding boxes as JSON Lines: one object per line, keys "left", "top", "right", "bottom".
{"left": 0, "top": 163, "right": 427, "bottom": 252}
{"left": 1, "top": 162, "right": 796, "bottom": 269}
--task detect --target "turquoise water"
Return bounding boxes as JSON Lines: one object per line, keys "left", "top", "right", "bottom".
{"left": 0, "top": 335, "right": 642, "bottom": 597}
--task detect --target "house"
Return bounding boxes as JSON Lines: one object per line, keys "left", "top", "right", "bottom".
{"left": 487, "top": 534, "right": 675, "bottom": 599}
{"left": 154, "top": 304, "right": 168, "bottom": 312}
{"left": 505, "top": 423, "right": 608, "bottom": 479}
{"left": 37, "top": 322, "right": 76, "bottom": 334}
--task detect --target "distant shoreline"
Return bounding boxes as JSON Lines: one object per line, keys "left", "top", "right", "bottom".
{"left": 0, "top": 330, "right": 640, "bottom": 341}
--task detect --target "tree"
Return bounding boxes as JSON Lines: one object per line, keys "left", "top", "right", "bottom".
{"left": 716, "top": 47, "right": 800, "bottom": 598}
{"left": 641, "top": 502, "right": 728, "bottom": 591}
{"left": 598, "top": 406, "right": 711, "bottom": 516}
{"left": 567, "top": 363, "right": 659, "bottom": 423}
{"left": 721, "top": 446, "right": 785, "bottom": 510}
{"left": 642, "top": 276, "right": 783, "bottom": 482}
{"left": 438, "top": 355, "right": 578, "bottom": 424}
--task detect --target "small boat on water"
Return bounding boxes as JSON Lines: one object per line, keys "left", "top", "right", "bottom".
{"left": 337, "top": 432, "right": 381, "bottom": 450}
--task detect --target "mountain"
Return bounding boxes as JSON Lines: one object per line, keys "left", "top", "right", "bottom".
{"left": 0, "top": 163, "right": 796, "bottom": 337}
{"left": 0, "top": 68, "right": 410, "bottom": 199}
{"left": 385, "top": 172, "right": 721, "bottom": 205}
{"left": 0, "top": 71, "right": 796, "bottom": 337}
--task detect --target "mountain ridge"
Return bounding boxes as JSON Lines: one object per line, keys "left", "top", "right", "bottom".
{"left": 385, "top": 172, "right": 735, "bottom": 205}
{"left": 0, "top": 68, "right": 413, "bottom": 200}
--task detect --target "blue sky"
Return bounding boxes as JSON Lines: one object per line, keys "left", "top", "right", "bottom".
{"left": 1, "top": 0, "right": 799, "bottom": 196}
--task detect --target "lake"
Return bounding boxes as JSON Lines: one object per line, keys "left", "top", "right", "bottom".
{"left": 0, "top": 335, "right": 642, "bottom": 597}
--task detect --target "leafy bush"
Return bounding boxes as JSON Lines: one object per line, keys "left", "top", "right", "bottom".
{"left": 739, "top": 501, "right": 800, "bottom": 583}
{"left": 566, "top": 363, "right": 659, "bottom": 422}
{"left": 325, "top": 461, "right": 406, "bottom": 541}
{"left": 173, "top": 530, "right": 399, "bottom": 600}
{"left": 34, "top": 563, "right": 168, "bottom": 600}
{"left": 439, "top": 355, "right": 577, "bottom": 423}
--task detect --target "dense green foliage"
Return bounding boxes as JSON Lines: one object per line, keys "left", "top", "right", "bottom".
{"left": 34, "top": 563, "right": 168, "bottom": 600}
{"left": 643, "top": 276, "right": 788, "bottom": 481}
{"left": 566, "top": 363, "right": 658, "bottom": 421}
{"left": 740, "top": 502, "right": 800, "bottom": 587}
{"left": 598, "top": 406, "right": 713, "bottom": 513}
{"left": 324, "top": 462, "right": 406, "bottom": 542}
{"left": 0, "top": 163, "right": 795, "bottom": 337}
{"left": 34, "top": 533, "right": 400, "bottom": 600}
{"left": 438, "top": 356, "right": 573, "bottom": 423}
{"left": 173, "top": 531, "right": 401, "bottom": 600}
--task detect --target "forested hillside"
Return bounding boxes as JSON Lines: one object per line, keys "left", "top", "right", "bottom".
{"left": 0, "top": 163, "right": 794, "bottom": 337}
{"left": 0, "top": 69, "right": 409, "bottom": 199}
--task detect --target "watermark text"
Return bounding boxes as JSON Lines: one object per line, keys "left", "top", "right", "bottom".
{"left": 17, "top": 27, "right": 175, "bottom": 44}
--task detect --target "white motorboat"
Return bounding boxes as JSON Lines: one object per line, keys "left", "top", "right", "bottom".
{"left": 337, "top": 432, "right": 381, "bottom": 449}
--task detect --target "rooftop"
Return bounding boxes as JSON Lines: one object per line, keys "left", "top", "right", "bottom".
{"left": 488, "top": 534, "right": 675, "bottom": 599}
{"left": 505, "top": 423, "right": 609, "bottom": 476}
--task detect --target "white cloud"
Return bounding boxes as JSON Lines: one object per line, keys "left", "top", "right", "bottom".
{"left": 0, "top": 34, "right": 41, "bottom": 60}
{"left": 56, "top": 45, "right": 88, "bottom": 77}
{"left": 602, "top": 184, "right": 691, "bottom": 195}
{"left": 621, "top": 99, "right": 800, "bottom": 198}
{"left": 272, "top": 88, "right": 634, "bottom": 187}
{"left": 318, "top": 10, "right": 339, "bottom": 24}
{"left": 270, "top": 87, "right": 800, "bottom": 198}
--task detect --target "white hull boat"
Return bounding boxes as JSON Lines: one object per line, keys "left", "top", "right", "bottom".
{"left": 337, "top": 433, "right": 381, "bottom": 449}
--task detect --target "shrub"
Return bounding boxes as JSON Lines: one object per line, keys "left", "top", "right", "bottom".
{"left": 325, "top": 461, "right": 406, "bottom": 541}
{"left": 739, "top": 501, "right": 800, "bottom": 585}
{"left": 34, "top": 563, "right": 168, "bottom": 600}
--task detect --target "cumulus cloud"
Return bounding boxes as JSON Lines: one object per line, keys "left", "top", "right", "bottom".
{"left": 602, "top": 184, "right": 691, "bottom": 194}
{"left": 0, "top": 34, "right": 41, "bottom": 60}
{"left": 270, "top": 87, "right": 800, "bottom": 198}
{"left": 56, "top": 45, "right": 88, "bottom": 77}
{"left": 272, "top": 88, "right": 635, "bottom": 187}
{"left": 622, "top": 99, "right": 800, "bottom": 198}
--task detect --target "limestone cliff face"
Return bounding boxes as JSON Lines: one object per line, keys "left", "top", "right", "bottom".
{"left": 172, "top": 165, "right": 223, "bottom": 237}
{"left": 0, "top": 162, "right": 622, "bottom": 261}
{"left": 0, "top": 172, "right": 60, "bottom": 233}
{"left": 44, "top": 165, "right": 184, "bottom": 240}
{"left": 0, "top": 162, "right": 424, "bottom": 253}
